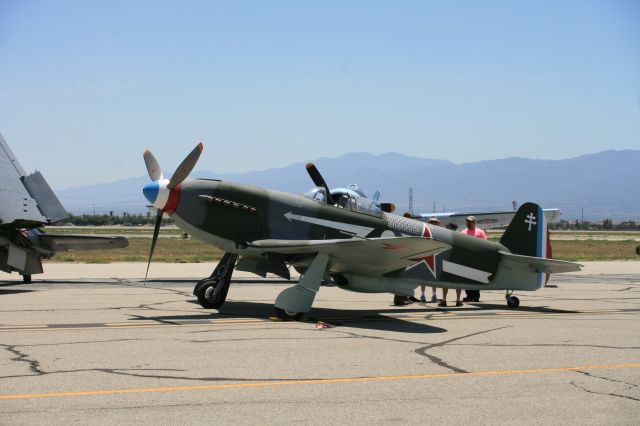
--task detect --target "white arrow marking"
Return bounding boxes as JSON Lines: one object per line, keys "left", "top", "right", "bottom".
{"left": 442, "top": 261, "right": 491, "bottom": 284}
{"left": 284, "top": 211, "right": 374, "bottom": 238}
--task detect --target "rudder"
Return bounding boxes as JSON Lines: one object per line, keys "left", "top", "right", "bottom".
{"left": 500, "top": 202, "right": 548, "bottom": 258}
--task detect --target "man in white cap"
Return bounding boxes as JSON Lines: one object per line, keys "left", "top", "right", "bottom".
{"left": 460, "top": 215, "right": 487, "bottom": 302}
{"left": 460, "top": 216, "right": 487, "bottom": 239}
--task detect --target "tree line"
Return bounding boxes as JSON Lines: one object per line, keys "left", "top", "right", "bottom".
{"left": 61, "top": 212, "right": 173, "bottom": 226}
{"left": 59, "top": 213, "right": 638, "bottom": 231}
{"left": 550, "top": 219, "right": 638, "bottom": 231}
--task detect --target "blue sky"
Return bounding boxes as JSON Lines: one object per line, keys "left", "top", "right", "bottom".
{"left": 1, "top": 0, "right": 638, "bottom": 189}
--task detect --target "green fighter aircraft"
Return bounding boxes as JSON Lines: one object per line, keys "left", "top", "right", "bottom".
{"left": 142, "top": 144, "right": 582, "bottom": 320}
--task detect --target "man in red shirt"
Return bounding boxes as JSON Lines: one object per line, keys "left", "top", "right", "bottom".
{"left": 461, "top": 216, "right": 486, "bottom": 302}
{"left": 460, "top": 215, "right": 487, "bottom": 239}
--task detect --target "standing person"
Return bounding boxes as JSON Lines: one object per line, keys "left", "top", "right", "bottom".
{"left": 438, "top": 287, "right": 462, "bottom": 307}
{"left": 460, "top": 215, "right": 487, "bottom": 302}
{"left": 421, "top": 217, "right": 441, "bottom": 302}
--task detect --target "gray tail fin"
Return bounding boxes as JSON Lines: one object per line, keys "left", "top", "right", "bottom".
{"left": 500, "top": 202, "right": 549, "bottom": 258}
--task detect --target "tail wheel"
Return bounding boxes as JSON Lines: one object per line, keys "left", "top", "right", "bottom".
{"left": 274, "top": 307, "right": 303, "bottom": 321}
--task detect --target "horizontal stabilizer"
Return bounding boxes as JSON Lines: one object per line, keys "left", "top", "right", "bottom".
{"left": 499, "top": 251, "right": 582, "bottom": 274}
{"left": 37, "top": 234, "right": 129, "bottom": 252}
{"left": 23, "top": 171, "right": 69, "bottom": 224}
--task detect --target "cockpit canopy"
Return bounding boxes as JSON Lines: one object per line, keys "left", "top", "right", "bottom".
{"left": 304, "top": 187, "right": 328, "bottom": 203}
{"left": 304, "top": 184, "right": 382, "bottom": 217}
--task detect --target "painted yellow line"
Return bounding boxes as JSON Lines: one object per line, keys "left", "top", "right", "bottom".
{"left": 0, "top": 320, "right": 277, "bottom": 333}
{"left": 1, "top": 363, "right": 638, "bottom": 401}
{"left": 0, "top": 325, "right": 48, "bottom": 329}
{"left": 1, "top": 309, "right": 635, "bottom": 333}
{"left": 105, "top": 322, "right": 157, "bottom": 326}
{"left": 208, "top": 319, "right": 268, "bottom": 325}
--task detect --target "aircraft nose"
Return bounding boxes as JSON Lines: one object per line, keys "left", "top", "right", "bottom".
{"left": 143, "top": 181, "right": 159, "bottom": 204}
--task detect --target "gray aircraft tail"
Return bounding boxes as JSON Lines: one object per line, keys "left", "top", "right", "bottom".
{"left": 491, "top": 202, "right": 581, "bottom": 291}
{"left": 500, "top": 202, "right": 549, "bottom": 259}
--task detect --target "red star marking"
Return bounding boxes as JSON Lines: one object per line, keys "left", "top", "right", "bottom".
{"left": 413, "top": 255, "right": 437, "bottom": 276}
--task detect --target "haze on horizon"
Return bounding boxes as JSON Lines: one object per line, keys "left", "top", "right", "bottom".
{"left": 1, "top": 1, "right": 638, "bottom": 190}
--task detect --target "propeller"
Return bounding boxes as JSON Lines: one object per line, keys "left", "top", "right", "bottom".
{"left": 144, "top": 209, "right": 163, "bottom": 283}
{"left": 143, "top": 149, "right": 163, "bottom": 181}
{"left": 142, "top": 143, "right": 204, "bottom": 283}
{"left": 305, "top": 162, "right": 335, "bottom": 204}
{"left": 168, "top": 143, "right": 203, "bottom": 189}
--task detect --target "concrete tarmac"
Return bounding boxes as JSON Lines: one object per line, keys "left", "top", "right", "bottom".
{"left": 0, "top": 262, "right": 639, "bottom": 425}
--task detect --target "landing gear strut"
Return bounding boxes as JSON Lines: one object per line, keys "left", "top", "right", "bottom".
{"left": 274, "top": 252, "right": 329, "bottom": 321}
{"left": 194, "top": 253, "right": 238, "bottom": 309}
{"left": 505, "top": 290, "right": 520, "bottom": 309}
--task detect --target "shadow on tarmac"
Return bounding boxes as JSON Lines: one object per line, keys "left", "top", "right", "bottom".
{"left": 458, "top": 302, "right": 578, "bottom": 314}
{"left": 0, "top": 289, "right": 34, "bottom": 295}
{"left": 133, "top": 300, "right": 448, "bottom": 334}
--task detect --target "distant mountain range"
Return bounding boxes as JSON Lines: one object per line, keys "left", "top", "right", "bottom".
{"left": 56, "top": 150, "right": 640, "bottom": 221}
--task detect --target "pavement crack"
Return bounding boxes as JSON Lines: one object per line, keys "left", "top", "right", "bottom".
{"left": 568, "top": 369, "right": 640, "bottom": 402}
{"left": 414, "top": 326, "right": 510, "bottom": 373}
{"left": 0, "top": 365, "right": 316, "bottom": 383}
{"left": 0, "top": 344, "right": 44, "bottom": 376}
{"left": 570, "top": 380, "right": 640, "bottom": 402}
{"left": 575, "top": 370, "right": 639, "bottom": 391}
{"left": 455, "top": 343, "right": 639, "bottom": 350}
{"left": 95, "top": 368, "right": 315, "bottom": 382}
{"left": 106, "top": 280, "right": 193, "bottom": 297}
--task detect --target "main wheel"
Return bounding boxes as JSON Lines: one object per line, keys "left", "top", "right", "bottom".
{"left": 196, "top": 278, "right": 229, "bottom": 309}
{"left": 506, "top": 296, "right": 520, "bottom": 309}
{"left": 274, "top": 307, "right": 303, "bottom": 321}
{"left": 22, "top": 274, "right": 32, "bottom": 284}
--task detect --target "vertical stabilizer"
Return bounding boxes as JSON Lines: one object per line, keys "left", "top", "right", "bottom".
{"left": 499, "top": 202, "right": 549, "bottom": 289}
{"left": 500, "top": 202, "right": 548, "bottom": 258}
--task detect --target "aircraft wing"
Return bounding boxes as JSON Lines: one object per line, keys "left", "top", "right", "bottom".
{"left": 36, "top": 234, "right": 129, "bottom": 252}
{"left": 417, "top": 209, "right": 561, "bottom": 229}
{"left": 248, "top": 236, "right": 451, "bottom": 275}
{"left": 499, "top": 251, "right": 582, "bottom": 274}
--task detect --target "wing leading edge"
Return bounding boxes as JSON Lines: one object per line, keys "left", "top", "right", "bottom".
{"left": 248, "top": 236, "right": 451, "bottom": 275}
{"left": 36, "top": 234, "right": 129, "bottom": 252}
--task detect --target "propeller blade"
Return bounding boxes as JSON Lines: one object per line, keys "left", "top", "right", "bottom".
{"left": 168, "top": 143, "right": 203, "bottom": 189}
{"left": 144, "top": 209, "right": 164, "bottom": 284}
{"left": 305, "top": 163, "right": 333, "bottom": 203}
{"left": 143, "top": 149, "right": 163, "bottom": 181}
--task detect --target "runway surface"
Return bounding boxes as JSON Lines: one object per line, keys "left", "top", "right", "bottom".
{"left": 1, "top": 262, "right": 639, "bottom": 425}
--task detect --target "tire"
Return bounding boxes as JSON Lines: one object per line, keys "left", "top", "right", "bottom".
{"left": 274, "top": 307, "right": 303, "bottom": 321}
{"left": 194, "top": 254, "right": 237, "bottom": 309}
{"left": 196, "top": 278, "right": 229, "bottom": 309}
{"left": 393, "top": 295, "right": 412, "bottom": 306}
{"left": 507, "top": 296, "right": 520, "bottom": 309}
{"left": 22, "top": 274, "right": 32, "bottom": 284}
